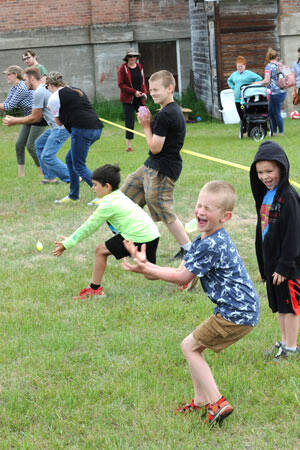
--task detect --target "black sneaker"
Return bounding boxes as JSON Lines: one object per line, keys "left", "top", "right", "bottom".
{"left": 172, "top": 248, "right": 188, "bottom": 260}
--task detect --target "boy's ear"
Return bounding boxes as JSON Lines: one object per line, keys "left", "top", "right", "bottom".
{"left": 105, "top": 182, "right": 113, "bottom": 191}
{"left": 221, "top": 211, "right": 232, "bottom": 223}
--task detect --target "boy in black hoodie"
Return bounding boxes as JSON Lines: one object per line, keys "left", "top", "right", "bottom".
{"left": 250, "top": 141, "right": 300, "bottom": 360}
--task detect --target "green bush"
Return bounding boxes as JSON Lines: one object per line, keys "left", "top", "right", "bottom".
{"left": 93, "top": 97, "right": 123, "bottom": 121}
{"left": 177, "top": 87, "right": 211, "bottom": 121}
{"left": 93, "top": 87, "right": 211, "bottom": 122}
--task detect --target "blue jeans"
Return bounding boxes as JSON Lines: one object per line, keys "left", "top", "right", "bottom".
{"left": 35, "top": 127, "right": 70, "bottom": 182}
{"left": 269, "top": 91, "right": 287, "bottom": 134}
{"left": 66, "top": 128, "right": 102, "bottom": 200}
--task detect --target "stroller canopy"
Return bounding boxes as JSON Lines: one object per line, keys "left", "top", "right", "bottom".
{"left": 241, "top": 85, "right": 267, "bottom": 99}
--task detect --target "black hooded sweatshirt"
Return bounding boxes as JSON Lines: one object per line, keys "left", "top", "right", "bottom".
{"left": 250, "top": 140, "right": 300, "bottom": 280}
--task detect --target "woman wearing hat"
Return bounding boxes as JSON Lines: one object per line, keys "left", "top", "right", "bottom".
{"left": 0, "top": 65, "right": 44, "bottom": 176}
{"left": 118, "top": 48, "right": 147, "bottom": 152}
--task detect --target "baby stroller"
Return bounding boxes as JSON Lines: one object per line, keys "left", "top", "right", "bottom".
{"left": 239, "top": 85, "right": 272, "bottom": 141}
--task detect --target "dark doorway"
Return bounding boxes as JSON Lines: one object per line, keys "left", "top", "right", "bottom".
{"left": 139, "top": 41, "right": 178, "bottom": 91}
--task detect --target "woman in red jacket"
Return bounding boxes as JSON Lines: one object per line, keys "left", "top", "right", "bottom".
{"left": 118, "top": 48, "right": 147, "bottom": 152}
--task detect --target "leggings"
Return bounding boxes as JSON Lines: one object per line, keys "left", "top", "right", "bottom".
{"left": 15, "top": 124, "right": 45, "bottom": 166}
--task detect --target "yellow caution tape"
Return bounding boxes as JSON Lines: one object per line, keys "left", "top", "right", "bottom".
{"left": 99, "top": 117, "right": 300, "bottom": 189}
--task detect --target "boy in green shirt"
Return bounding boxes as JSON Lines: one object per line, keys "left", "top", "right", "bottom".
{"left": 53, "top": 164, "right": 160, "bottom": 298}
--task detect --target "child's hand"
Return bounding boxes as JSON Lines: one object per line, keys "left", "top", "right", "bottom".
{"left": 52, "top": 236, "right": 67, "bottom": 257}
{"left": 137, "top": 106, "right": 151, "bottom": 127}
{"left": 122, "top": 240, "right": 147, "bottom": 273}
{"left": 272, "top": 272, "right": 286, "bottom": 285}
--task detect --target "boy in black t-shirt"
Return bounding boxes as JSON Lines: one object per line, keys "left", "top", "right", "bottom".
{"left": 121, "top": 70, "right": 191, "bottom": 259}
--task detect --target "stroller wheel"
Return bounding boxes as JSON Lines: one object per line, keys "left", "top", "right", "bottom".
{"left": 250, "top": 125, "right": 265, "bottom": 142}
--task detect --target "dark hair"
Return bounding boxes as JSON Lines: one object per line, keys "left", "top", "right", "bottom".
{"left": 23, "top": 67, "right": 41, "bottom": 80}
{"left": 23, "top": 49, "right": 37, "bottom": 58}
{"left": 92, "top": 164, "right": 120, "bottom": 191}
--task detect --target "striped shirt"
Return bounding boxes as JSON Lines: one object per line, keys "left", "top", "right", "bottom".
{"left": 3, "top": 80, "right": 33, "bottom": 116}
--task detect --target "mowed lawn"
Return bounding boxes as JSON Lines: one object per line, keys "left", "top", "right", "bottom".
{"left": 0, "top": 117, "right": 299, "bottom": 449}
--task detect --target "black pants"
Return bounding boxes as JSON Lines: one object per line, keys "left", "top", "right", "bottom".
{"left": 235, "top": 102, "right": 246, "bottom": 132}
{"left": 122, "top": 99, "right": 142, "bottom": 140}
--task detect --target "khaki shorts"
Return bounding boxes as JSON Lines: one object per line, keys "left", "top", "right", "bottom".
{"left": 192, "top": 313, "right": 254, "bottom": 353}
{"left": 121, "top": 165, "right": 177, "bottom": 224}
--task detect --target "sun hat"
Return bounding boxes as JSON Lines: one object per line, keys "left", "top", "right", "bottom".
{"left": 123, "top": 48, "right": 141, "bottom": 61}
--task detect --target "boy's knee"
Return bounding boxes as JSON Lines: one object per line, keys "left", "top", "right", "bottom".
{"left": 95, "top": 243, "right": 107, "bottom": 257}
{"left": 181, "top": 333, "right": 202, "bottom": 356}
{"left": 180, "top": 335, "right": 192, "bottom": 355}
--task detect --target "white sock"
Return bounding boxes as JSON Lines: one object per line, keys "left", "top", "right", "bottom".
{"left": 281, "top": 342, "right": 286, "bottom": 348}
{"left": 285, "top": 346, "right": 297, "bottom": 352}
{"left": 181, "top": 242, "right": 191, "bottom": 251}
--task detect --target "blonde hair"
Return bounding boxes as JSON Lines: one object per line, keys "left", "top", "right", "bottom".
{"left": 236, "top": 56, "right": 246, "bottom": 65}
{"left": 201, "top": 180, "right": 237, "bottom": 211}
{"left": 149, "top": 70, "right": 176, "bottom": 89}
{"left": 265, "top": 47, "right": 278, "bottom": 65}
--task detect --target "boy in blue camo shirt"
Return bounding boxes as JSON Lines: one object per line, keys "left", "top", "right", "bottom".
{"left": 122, "top": 180, "right": 260, "bottom": 426}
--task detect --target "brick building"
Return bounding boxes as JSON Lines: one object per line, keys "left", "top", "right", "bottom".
{"left": 0, "top": 0, "right": 192, "bottom": 101}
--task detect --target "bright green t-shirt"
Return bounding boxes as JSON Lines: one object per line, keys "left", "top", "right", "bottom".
{"left": 63, "top": 189, "right": 160, "bottom": 250}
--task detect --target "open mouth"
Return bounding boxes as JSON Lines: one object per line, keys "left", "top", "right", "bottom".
{"left": 197, "top": 216, "right": 207, "bottom": 226}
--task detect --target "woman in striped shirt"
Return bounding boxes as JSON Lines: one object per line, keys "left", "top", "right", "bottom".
{"left": 0, "top": 65, "right": 44, "bottom": 176}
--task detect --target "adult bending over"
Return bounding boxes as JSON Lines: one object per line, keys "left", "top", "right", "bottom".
{"left": 2, "top": 67, "right": 70, "bottom": 185}
{"left": 47, "top": 72, "right": 104, "bottom": 204}
{"left": 0, "top": 65, "right": 44, "bottom": 177}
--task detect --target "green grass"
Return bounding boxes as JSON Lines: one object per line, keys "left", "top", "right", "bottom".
{"left": 1, "top": 118, "right": 299, "bottom": 448}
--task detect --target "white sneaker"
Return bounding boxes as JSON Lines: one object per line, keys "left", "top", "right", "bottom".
{"left": 87, "top": 197, "right": 101, "bottom": 206}
{"left": 54, "top": 196, "right": 79, "bottom": 204}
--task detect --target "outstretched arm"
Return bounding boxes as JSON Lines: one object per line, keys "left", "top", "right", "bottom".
{"left": 122, "top": 240, "right": 195, "bottom": 284}
{"left": 53, "top": 236, "right": 67, "bottom": 256}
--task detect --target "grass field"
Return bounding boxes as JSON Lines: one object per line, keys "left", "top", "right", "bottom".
{"left": 0, "top": 117, "right": 299, "bottom": 449}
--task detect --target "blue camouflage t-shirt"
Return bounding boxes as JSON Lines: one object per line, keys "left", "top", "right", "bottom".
{"left": 184, "top": 228, "right": 260, "bottom": 326}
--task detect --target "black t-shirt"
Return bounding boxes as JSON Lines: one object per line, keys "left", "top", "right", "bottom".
{"left": 144, "top": 102, "right": 186, "bottom": 181}
{"left": 58, "top": 87, "right": 103, "bottom": 133}
{"left": 129, "top": 66, "right": 142, "bottom": 91}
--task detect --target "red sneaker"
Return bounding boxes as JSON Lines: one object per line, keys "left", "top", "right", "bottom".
{"left": 177, "top": 278, "right": 198, "bottom": 292}
{"left": 126, "top": 147, "right": 133, "bottom": 152}
{"left": 176, "top": 399, "right": 209, "bottom": 416}
{"left": 74, "top": 286, "right": 104, "bottom": 300}
{"left": 206, "top": 396, "right": 234, "bottom": 425}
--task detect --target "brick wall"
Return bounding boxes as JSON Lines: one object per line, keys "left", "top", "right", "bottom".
{"left": 0, "top": 1, "right": 92, "bottom": 30}
{"left": 129, "top": 0, "right": 189, "bottom": 22}
{"left": 280, "top": 0, "right": 300, "bottom": 14}
{"left": 0, "top": 0, "right": 187, "bottom": 31}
